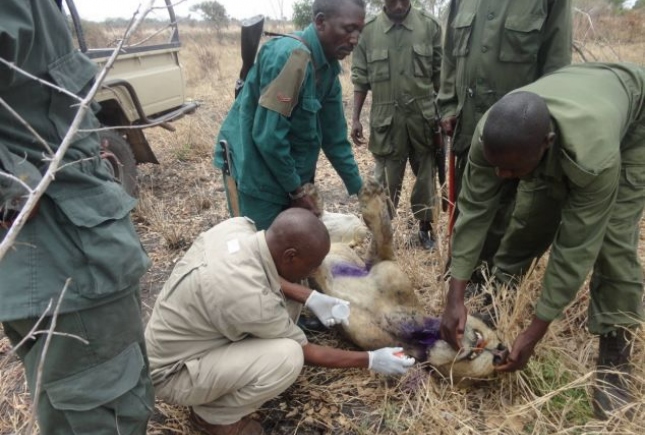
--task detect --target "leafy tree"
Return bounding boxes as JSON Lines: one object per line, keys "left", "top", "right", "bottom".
{"left": 190, "top": 1, "right": 229, "bottom": 29}
{"left": 633, "top": 0, "right": 645, "bottom": 8}
{"left": 292, "top": 0, "right": 313, "bottom": 29}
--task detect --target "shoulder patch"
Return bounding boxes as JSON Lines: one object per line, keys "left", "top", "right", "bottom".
{"left": 259, "top": 49, "right": 310, "bottom": 117}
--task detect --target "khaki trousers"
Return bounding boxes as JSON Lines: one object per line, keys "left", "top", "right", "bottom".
{"left": 155, "top": 301, "right": 304, "bottom": 425}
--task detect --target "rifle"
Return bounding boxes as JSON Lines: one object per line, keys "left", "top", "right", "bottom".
{"left": 433, "top": 99, "right": 448, "bottom": 212}
{"left": 222, "top": 16, "right": 265, "bottom": 217}
{"left": 235, "top": 15, "right": 265, "bottom": 98}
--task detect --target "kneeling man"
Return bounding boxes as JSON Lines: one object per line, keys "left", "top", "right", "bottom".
{"left": 145, "top": 209, "right": 414, "bottom": 435}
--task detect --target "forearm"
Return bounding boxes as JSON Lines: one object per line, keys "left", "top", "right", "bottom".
{"left": 352, "top": 91, "right": 367, "bottom": 122}
{"left": 303, "top": 343, "right": 368, "bottom": 369}
{"left": 280, "top": 277, "right": 312, "bottom": 304}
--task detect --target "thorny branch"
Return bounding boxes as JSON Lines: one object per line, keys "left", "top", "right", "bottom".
{"left": 24, "top": 279, "right": 72, "bottom": 435}
{"left": 0, "top": 1, "right": 158, "bottom": 262}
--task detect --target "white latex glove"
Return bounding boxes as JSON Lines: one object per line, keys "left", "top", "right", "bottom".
{"left": 368, "top": 347, "right": 415, "bottom": 375}
{"left": 304, "top": 290, "right": 351, "bottom": 327}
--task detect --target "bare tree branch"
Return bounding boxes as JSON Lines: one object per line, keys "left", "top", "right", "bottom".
{"left": 0, "top": 58, "right": 83, "bottom": 103}
{"left": 0, "top": 172, "right": 34, "bottom": 199}
{"left": 6, "top": 300, "right": 53, "bottom": 356}
{"left": 25, "top": 279, "right": 71, "bottom": 435}
{"left": 0, "top": 97, "right": 53, "bottom": 155}
{"left": 0, "top": 2, "right": 158, "bottom": 262}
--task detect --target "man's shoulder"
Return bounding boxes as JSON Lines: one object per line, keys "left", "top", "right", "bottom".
{"left": 364, "top": 14, "right": 379, "bottom": 26}
{"left": 260, "top": 35, "right": 310, "bottom": 66}
{"left": 416, "top": 9, "right": 441, "bottom": 27}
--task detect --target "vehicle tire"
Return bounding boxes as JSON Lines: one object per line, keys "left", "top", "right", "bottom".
{"left": 99, "top": 130, "right": 138, "bottom": 197}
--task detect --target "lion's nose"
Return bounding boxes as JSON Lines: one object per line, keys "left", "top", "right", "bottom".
{"left": 492, "top": 343, "right": 509, "bottom": 366}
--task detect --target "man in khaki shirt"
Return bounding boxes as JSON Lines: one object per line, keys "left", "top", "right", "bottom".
{"left": 146, "top": 209, "right": 414, "bottom": 435}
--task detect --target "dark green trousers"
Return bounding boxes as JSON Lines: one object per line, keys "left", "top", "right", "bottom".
{"left": 3, "top": 289, "right": 153, "bottom": 435}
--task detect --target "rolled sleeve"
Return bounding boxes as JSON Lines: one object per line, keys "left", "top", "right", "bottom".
{"left": 351, "top": 39, "right": 370, "bottom": 92}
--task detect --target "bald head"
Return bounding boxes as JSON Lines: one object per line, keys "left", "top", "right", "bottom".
{"left": 266, "top": 208, "right": 331, "bottom": 282}
{"left": 482, "top": 91, "right": 553, "bottom": 178}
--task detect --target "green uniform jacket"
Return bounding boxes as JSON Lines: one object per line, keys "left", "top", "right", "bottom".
{"left": 0, "top": 0, "right": 150, "bottom": 321}
{"left": 351, "top": 8, "right": 442, "bottom": 156}
{"left": 438, "top": 0, "right": 572, "bottom": 153}
{"left": 451, "top": 63, "right": 645, "bottom": 323}
{"left": 215, "top": 24, "right": 362, "bottom": 205}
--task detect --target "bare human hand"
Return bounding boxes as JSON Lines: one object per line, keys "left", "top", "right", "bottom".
{"left": 440, "top": 278, "right": 468, "bottom": 350}
{"left": 495, "top": 317, "right": 550, "bottom": 372}
{"left": 440, "top": 116, "right": 457, "bottom": 138}
{"left": 290, "top": 194, "right": 321, "bottom": 217}
{"left": 351, "top": 119, "right": 365, "bottom": 146}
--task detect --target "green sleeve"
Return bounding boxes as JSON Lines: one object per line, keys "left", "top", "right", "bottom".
{"left": 450, "top": 129, "right": 503, "bottom": 279}
{"left": 437, "top": 0, "right": 459, "bottom": 118}
{"left": 320, "top": 78, "right": 362, "bottom": 195}
{"left": 536, "top": 163, "right": 620, "bottom": 322}
{"left": 0, "top": 1, "right": 34, "bottom": 89}
{"left": 538, "top": 0, "right": 573, "bottom": 77}
{"left": 251, "top": 108, "right": 301, "bottom": 194}
{"left": 351, "top": 36, "right": 370, "bottom": 93}
{"left": 252, "top": 48, "right": 312, "bottom": 194}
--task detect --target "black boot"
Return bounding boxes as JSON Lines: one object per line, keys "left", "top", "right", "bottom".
{"left": 418, "top": 221, "right": 435, "bottom": 251}
{"left": 592, "top": 328, "right": 634, "bottom": 420}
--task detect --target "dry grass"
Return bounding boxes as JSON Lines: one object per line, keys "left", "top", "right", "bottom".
{"left": 2, "top": 13, "right": 645, "bottom": 435}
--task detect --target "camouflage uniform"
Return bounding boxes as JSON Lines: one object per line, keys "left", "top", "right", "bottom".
{"left": 215, "top": 24, "right": 362, "bottom": 230}
{"left": 452, "top": 63, "right": 645, "bottom": 334}
{"left": 438, "top": 0, "right": 572, "bottom": 265}
{"left": 0, "top": 1, "right": 152, "bottom": 433}
{"left": 351, "top": 7, "right": 442, "bottom": 224}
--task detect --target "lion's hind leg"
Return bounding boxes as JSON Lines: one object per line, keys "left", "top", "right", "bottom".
{"left": 359, "top": 178, "right": 395, "bottom": 263}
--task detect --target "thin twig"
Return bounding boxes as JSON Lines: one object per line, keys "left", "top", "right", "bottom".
{"left": 0, "top": 172, "right": 33, "bottom": 198}
{"left": 0, "top": 59, "right": 83, "bottom": 103}
{"left": 0, "top": 2, "right": 157, "bottom": 262}
{"left": 124, "top": 22, "right": 174, "bottom": 48}
{"left": 29, "top": 331, "right": 89, "bottom": 345}
{"left": 6, "top": 300, "right": 53, "bottom": 356}
{"left": 24, "top": 279, "right": 71, "bottom": 435}
{"left": 0, "top": 97, "right": 53, "bottom": 155}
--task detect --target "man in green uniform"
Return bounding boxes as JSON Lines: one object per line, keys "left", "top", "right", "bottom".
{"left": 0, "top": 1, "right": 153, "bottom": 433}
{"left": 351, "top": 0, "right": 442, "bottom": 250}
{"left": 438, "top": 0, "right": 572, "bottom": 267}
{"left": 440, "top": 63, "right": 645, "bottom": 420}
{"left": 146, "top": 209, "right": 414, "bottom": 435}
{"left": 215, "top": 0, "right": 365, "bottom": 231}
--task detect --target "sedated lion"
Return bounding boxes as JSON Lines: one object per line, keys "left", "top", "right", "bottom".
{"left": 309, "top": 179, "right": 508, "bottom": 381}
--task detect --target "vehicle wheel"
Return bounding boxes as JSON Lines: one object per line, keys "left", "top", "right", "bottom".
{"left": 99, "top": 130, "right": 138, "bottom": 197}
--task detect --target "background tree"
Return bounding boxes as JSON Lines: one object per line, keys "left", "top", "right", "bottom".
{"left": 292, "top": 0, "right": 313, "bottom": 29}
{"left": 190, "top": 1, "right": 229, "bottom": 31}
